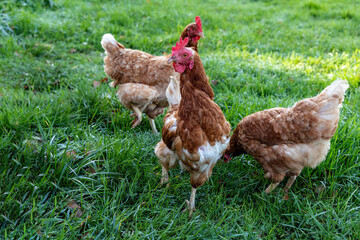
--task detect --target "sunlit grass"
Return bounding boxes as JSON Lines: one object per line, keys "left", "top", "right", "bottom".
{"left": 0, "top": 0, "right": 359, "bottom": 239}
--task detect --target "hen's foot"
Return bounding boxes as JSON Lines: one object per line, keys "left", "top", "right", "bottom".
{"left": 265, "top": 182, "right": 279, "bottom": 194}
{"left": 182, "top": 187, "right": 197, "bottom": 217}
{"left": 160, "top": 177, "right": 170, "bottom": 187}
{"left": 182, "top": 200, "right": 196, "bottom": 217}
{"left": 131, "top": 116, "right": 141, "bottom": 128}
{"left": 148, "top": 118, "right": 158, "bottom": 134}
{"left": 160, "top": 177, "right": 169, "bottom": 184}
{"left": 283, "top": 175, "right": 297, "bottom": 193}
{"left": 130, "top": 105, "right": 142, "bottom": 128}
{"left": 160, "top": 166, "right": 170, "bottom": 186}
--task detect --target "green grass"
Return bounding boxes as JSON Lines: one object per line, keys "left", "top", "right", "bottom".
{"left": 1, "top": 0, "right": 360, "bottom": 238}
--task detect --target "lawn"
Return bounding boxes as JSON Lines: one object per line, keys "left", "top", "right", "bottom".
{"left": 0, "top": 0, "right": 360, "bottom": 239}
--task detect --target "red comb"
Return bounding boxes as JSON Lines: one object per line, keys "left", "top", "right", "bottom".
{"left": 195, "top": 16, "right": 202, "bottom": 32}
{"left": 172, "top": 37, "right": 189, "bottom": 54}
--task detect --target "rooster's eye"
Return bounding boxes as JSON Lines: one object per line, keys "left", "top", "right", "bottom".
{"left": 183, "top": 53, "right": 188, "bottom": 58}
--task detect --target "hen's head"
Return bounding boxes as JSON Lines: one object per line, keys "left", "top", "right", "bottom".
{"left": 168, "top": 37, "right": 195, "bottom": 73}
{"left": 185, "top": 16, "right": 204, "bottom": 43}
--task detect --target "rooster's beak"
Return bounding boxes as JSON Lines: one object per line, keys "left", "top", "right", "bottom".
{"left": 198, "top": 32, "right": 205, "bottom": 38}
{"left": 168, "top": 55, "right": 176, "bottom": 63}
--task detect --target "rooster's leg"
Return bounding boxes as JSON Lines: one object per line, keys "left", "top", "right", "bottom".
{"left": 160, "top": 166, "right": 169, "bottom": 184}
{"left": 283, "top": 175, "right": 297, "bottom": 193}
{"left": 183, "top": 187, "right": 197, "bottom": 217}
{"left": 148, "top": 118, "right": 158, "bottom": 134}
{"left": 265, "top": 182, "right": 279, "bottom": 194}
{"left": 131, "top": 105, "right": 142, "bottom": 128}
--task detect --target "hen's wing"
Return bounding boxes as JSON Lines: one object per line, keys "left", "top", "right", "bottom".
{"left": 101, "top": 34, "right": 174, "bottom": 89}
{"left": 117, "top": 83, "right": 159, "bottom": 110}
{"left": 155, "top": 106, "right": 181, "bottom": 175}
{"left": 161, "top": 106, "right": 179, "bottom": 150}
{"left": 240, "top": 80, "right": 349, "bottom": 146}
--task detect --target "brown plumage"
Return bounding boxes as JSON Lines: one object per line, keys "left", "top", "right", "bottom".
{"left": 100, "top": 18, "right": 203, "bottom": 133}
{"left": 155, "top": 39, "right": 231, "bottom": 216}
{"left": 224, "top": 80, "right": 349, "bottom": 193}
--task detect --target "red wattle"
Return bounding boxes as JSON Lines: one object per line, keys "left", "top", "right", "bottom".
{"left": 223, "top": 153, "right": 231, "bottom": 163}
{"left": 174, "top": 63, "right": 186, "bottom": 73}
{"left": 192, "top": 36, "right": 200, "bottom": 43}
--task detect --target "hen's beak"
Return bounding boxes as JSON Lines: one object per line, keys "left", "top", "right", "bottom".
{"left": 198, "top": 31, "right": 205, "bottom": 38}
{"left": 168, "top": 55, "right": 176, "bottom": 63}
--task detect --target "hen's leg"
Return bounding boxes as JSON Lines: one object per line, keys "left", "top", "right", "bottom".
{"left": 184, "top": 164, "right": 215, "bottom": 217}
{"left": 265, "top": 183, "right": 280, "bottom": 194}
{"left": 284, "top": 175, "right": 299, "bottom": 193}
{"left": 148, "top": 118, "right": 158, "bottom": 134}
{"left": 184, "top": 187, "right": 197, "bottom": 217}
{"left": 131, "top": 105, "right": 142, "bottom": 128}
{"left": 155, "top": 141, "right": 179, "bottom": 185}
{"left": 264, "top": 169, "right": 285, "bottom": 194}
{"left": 161, "top": 165, "right": 169, "bottom": 184}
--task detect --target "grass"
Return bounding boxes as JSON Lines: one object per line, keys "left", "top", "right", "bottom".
{"left": 0, "top": 0, "right": 359, "bottom": 238}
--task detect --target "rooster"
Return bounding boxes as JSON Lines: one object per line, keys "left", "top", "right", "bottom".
{"left": 155, "top": 37, "right": 231, "bottom": 216}
{"left": 223, "top": 80, "right": 349, "bottom": 194}
{"left": 101, "top": 17, "right": 204, "bottom": 133}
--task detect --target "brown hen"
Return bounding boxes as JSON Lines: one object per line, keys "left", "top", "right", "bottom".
{"left": 224, "top": 80, "right": 349, "bottom": 193}
{"left": 101, "top": 17, "right": 203, "bottom": 133}
{"left": 155, "top": 37, "right": 231, "bottom": 216}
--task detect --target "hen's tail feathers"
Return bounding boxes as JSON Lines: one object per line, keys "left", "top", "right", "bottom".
{"left": 317, "top": 79, "right": 349, "bottom": 121}
{"left": 166, "top": 75, "right": 181, "bottom": 106}
{"left": 320, "top": 79, "right": 349, "bottom": 103}
{"left": 101, "top": 34, "right": 124, "bottom": 55}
